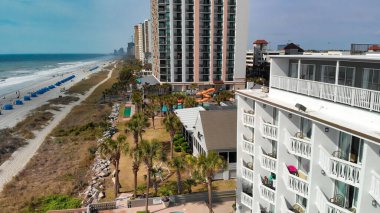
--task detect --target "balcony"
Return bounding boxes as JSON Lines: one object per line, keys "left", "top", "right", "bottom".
{"left": 261, "top": 119, "right": 279, "bottom": 140}
{"left": 319, "top": 146, "right": 362, "bottom": 187}
{"left": 242, "top": 135, "right": 254, "bottom": 156}
{"left": 260, "top": 148, "right": 277, "bottom": 173}
{"left": 242, "top": 110, "right": 255, "bottom": 128}
{"left": 315, "top": 187, "right": 355, "bottom": 213}
{"left": 259, "top": 179, "right": 276, "bottom": 205}
{"left": 241, "top": 191, "right": 253, "bottom": 209}
{"left": 281, "top": 197, "right": 306, "bottom": 213}
{"left": 271, "top": 75, "right": 380, "bottom": 113}
{"left": 286, "top": 132, "right": 312, "bottom": 159}
{"left": 370, "top": 171, "right": 380, "bottom": 204}
{"left": 242, "top": 162, "right": 254, "bottom": 183}
{"left": 283, "top": 164, "right": 309, "bottom": 197}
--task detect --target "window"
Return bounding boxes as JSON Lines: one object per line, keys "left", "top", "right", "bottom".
{"left": 300, "top": 118, "right": 312, "bottom": 139}
{"left": 300, "top": 64, "right": 315, "bottom": 80}
{"left": 338, "top": 66, "right": 355, "bottom": 86}
{"left": 296, "top": 195, "right": 307, "bottom": 209}
{"left": 338, "top": 132, "right": 363, "bottom": 164}
{"left": 228, "top": 152, "right": 237, "bottom": 163}
{"left": 272, "top": 108, "right": 278, "bottom": 125}
{"left": 362, "top": 68, "right": 380, "bottom": 91}
{"left": 321, "top": 65, "right": 336, "bottom": 84}
{"left": 219, "top": 152, "right": 228, "bottom": 161}
{"left": 288, "top": 63, "right": 298, "bottom": 78}
{"left": 334, "top": 180, "right": 359, "bottom": 209}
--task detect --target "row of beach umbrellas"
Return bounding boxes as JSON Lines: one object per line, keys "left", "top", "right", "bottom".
{"left": 1, "top": 75, "right": 76, "bottom": 111}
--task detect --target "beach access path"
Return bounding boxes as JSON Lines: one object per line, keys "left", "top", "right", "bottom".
{"left": 0, "top": 63, "right": 116, "bottom": 192}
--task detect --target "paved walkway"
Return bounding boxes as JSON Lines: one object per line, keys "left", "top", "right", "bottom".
{"left": 0, "top": 65, "right": 115, "bottom": 192}
{"left": 101, "top": 200, "right": 235, "bottom": 213}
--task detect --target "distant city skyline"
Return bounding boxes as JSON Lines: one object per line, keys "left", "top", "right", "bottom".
{"left": 0, "top": 0, "right": 379, "bottom": 53}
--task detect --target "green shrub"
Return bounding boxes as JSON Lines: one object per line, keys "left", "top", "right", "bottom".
{"left": 137, "top": 184, "right": 147, "bottom": 195}
{"left": 136, "top": 211, "right": 150, "bottom": 213}
{"left": 27, "top": 195, "right": 81, "bottom": 212}
{"left": 178, "top": 138, "right": 185, "bottom": 143}
{"left": 173, "top": 134, "right": 182, "bottom": 140}
{"left": 158, "top": 182, "right": 177, "bottom": 196}
{"left": 174, "top": 146, "right": 182, "bottom": 152}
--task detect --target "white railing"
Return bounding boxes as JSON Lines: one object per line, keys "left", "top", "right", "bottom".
{"left": 315, "top": 187, "right": 352, "bottom": 213}
{"left": 242, "top": 135, "right": 255, "bottom": 156}
{"left": 259, "top": 183, "right": 276, "bottom": 205}
{"left": 242, "top": 165, "right": 254, "bottom": 183}
{"left": 271, "top": 75, "right": 380, "bottom": 112}
{"left": 281, "top": 197, "right": 295, "bottom": 213}
{"left": 261, "top": 120, "right": 279, "bottom": 140}
{"left": 241, "top": 191, "right": 253, "bottom": 209}
{"left": 243, "top": 112, "right": 255, "bottom": 128}
{"left": 261, "top": 148, "right": 277, "bottom": 173}
{"left": 319, "top": 146, "right": 362, "bottom": 187}
{"left": 287, "top": 133, "right": 312, "bottom": 159}
{"left": 370, "top": 171, "right": 380, "bottom": 204}
{"left": 283, "top": 164, "right": 309, "bottom": 197}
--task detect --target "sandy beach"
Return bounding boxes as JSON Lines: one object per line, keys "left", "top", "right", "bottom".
{"left": 0, "top": 61, "right": 117, "bottom": 191}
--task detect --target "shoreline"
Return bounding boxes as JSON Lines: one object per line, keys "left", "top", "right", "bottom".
{"left": 0, "top": 60, "right": 112, "bottom": 130}
{"left": 0, "top": 62, "right": 117, "bottom": 192}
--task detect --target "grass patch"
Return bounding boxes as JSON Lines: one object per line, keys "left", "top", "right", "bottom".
{"left": 0, "top": 129, "right": 27, "bottom": 165}
{"left": 25, "top": 195, "right": 81, "bottom": 212}
{"left": 0, "top": 63, "right": 121, "bottom": 213}
{"left": 66, "top": 71, "right": 109, "bottom": 95}
{"left": 48, "top": 96, "right": 80, "bottom": 105}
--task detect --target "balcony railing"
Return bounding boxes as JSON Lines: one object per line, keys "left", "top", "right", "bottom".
{"left": 242, "top": 135, "right": 254, "bottom": 156}
{"left": 260, "top": 148, "right": 277, "bottom": 173}
{"left": 315, "top": 187, "right": 353, "bottom": 213}
{"left": 241, "top": 191, "right": 253, "bottom": 209}
{"left": 242, "top": 111, "right": 255, "bottom": 128}
{"left": 271, "top": 75, "right": 380, "bottom": 112}
{"left": 259, "top": 182, "right": 276, "bottom": 205}
{"left": 370, "top": 171, "right": 380, "bottom": 204}
{"left": 261, "top": 120, "right": 279, "bottom": 140}
{"left": 286, "top": 131, "right": 312, "bottom": 159}
{"left": 242, "top": 164, "right": 254, "bottom": 183}
{"left": 283, "top": 164, "right": 309, "bottom": 197}
{"left": 319, "top": 146, "right": 361, "bottom": 187}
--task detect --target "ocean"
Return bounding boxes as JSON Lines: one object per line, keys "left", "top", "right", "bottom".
{"left": 0, "top": 54, "right": 112, "bottom": 96}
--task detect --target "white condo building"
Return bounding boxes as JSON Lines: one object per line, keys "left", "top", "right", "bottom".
{"left": 235, "top": 55, "right": 380, "bottom": 213}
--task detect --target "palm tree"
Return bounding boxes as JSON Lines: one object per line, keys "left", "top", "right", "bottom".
{"left": 151, "top": 167, "right": 163, "bottom": 196}
{"left": 129, "top": 146, "right": 142, "bottom": 198}
{"left": 140, "top": 139, "right": 163, "bottom": 213}
{"left": 132, "top": 90, "right": 143, "bottom": 112}
{"left": 183, "top": 96, "right": 198, "bottom": 108}
{"left": 98, "top": 135, "right": 129, "bottom": 198}
{"left": 196, "top": 152, "right": 226, "bottom": 213}
{"left": 170, "top": 156, "right": 186, "bottom": 194}
{"left": 163, "top": 113, "right": 181, "bottom": 159}
{"left": 164, "top": 94, "right": 178, "bottom": 114}
{"left": 127, "top": 112, "right": 150, "bottom": 146}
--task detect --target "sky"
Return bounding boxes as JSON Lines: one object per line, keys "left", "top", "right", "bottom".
{"left": 0, "top": 0, "right": 379, "bottom": 54}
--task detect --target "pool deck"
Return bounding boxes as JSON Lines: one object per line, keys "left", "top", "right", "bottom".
{"left": 100, "top": 200, "right": 235, "bottom": 213}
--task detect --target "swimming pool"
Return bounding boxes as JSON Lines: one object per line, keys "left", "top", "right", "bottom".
{"left": 124, "top": 107, "right": 131, "bottom": 117}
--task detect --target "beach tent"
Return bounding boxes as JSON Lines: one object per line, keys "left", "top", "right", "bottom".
{"left": 24, "top": 96, "right": 31, "bottom": 101}
{"left": 3, "top": 104, "right": 13, "bottom": 110}
{"left": 15, "top": 99, "right": 23, "bottom": 105}
{"left": 31, "top": 93, "right": 38, "bottom": 97}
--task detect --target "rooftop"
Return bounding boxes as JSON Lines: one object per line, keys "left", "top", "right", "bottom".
{"left": 174, "top": 107, "right": 206, "bottom": 132}
{"left": 199, "top": 110, "right": 237, "bottom": 150}
{"left": 271, "top": 54, "right": 380, "bottom": 62}
{"left": 236, "top": 88, "right": 380, "bottom": 144}
{"left": 254, "top": 39, "right": 268, "bottom": 45}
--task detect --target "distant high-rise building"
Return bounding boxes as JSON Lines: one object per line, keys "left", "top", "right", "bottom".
{"left": 127, "top": 42, "right": 135, "bottom": 58}
{"left": 134, "top": 23, "right": 144, "bottom": 61}
{"left": 134, "top": 20, "right": 153, "bottom": 65}
{"left": 151, "top": 0, "right": 249, "bottom": 91}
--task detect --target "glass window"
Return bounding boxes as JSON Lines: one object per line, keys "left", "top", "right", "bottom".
{"left": 300, "top": 118, "right": 312, "bottom": 139}
{"left": 219, "top": 152, "right": 228, "bottom": 161}
{"left": 228, "top": 152, "right": 237, "bottom": 163}
{"left": 338, "top": 66, "right": 355, "bottom": 86}
{"left": 289, "top": 63, "right": 298, "bottom": 78}
{"left": 321, "top": 65, "right": 336, "bottom": 84}
{"left": 296, "top": 195, "right": 307, "bottom": 209}
{"left": 300, "top": 64, "right": 315, "bottom": 80}
{"left": 362, "top": 68, "right": 380, "bottom": 91}
{"left": 273, "top": 108, "right": 278, "bottom": 125}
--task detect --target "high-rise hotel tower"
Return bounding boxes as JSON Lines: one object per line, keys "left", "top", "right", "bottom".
{"left": 151, "top": 0, "right": 249, "bottom": 91}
